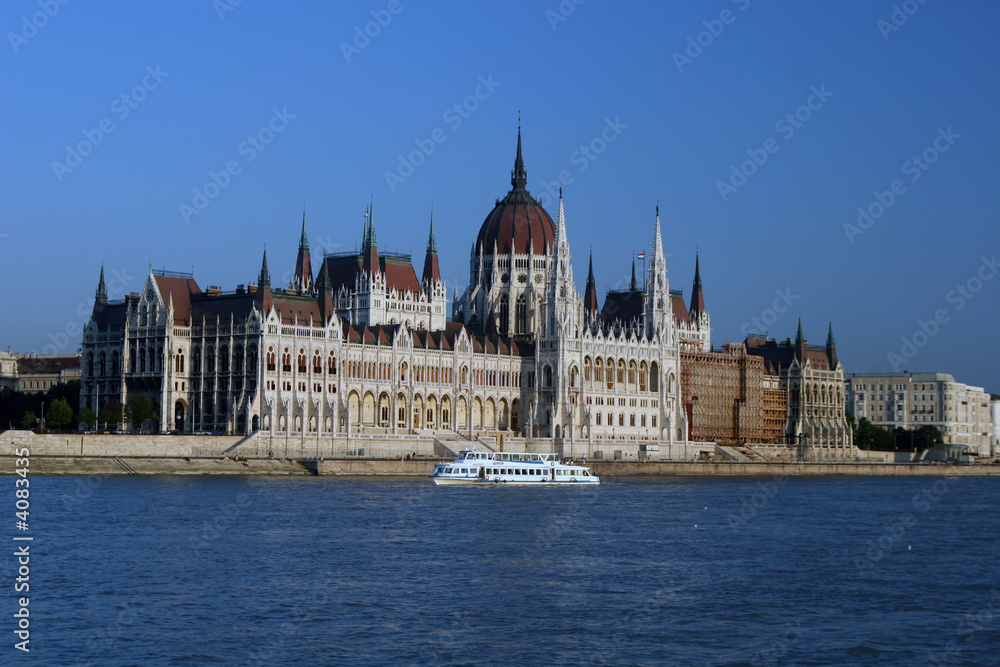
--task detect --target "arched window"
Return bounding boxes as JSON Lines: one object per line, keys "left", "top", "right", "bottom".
{"left": 328, "top": 352, "right": 336, "bottom": 374}
{"left": 139, "top": 348, "right": 147, "bottom": 373}
{"left": 86, "top": 353, "right": 94, "bottom": 376}
{"left": 234, "top": 345, "right": 243, "bottom": 373}
{"left": 282, "top": 349, "right": 291, "bottom": 373}
{"left": 266, "top": 347, "right": 276, "bottom": 372}
{"left": 544, "top": 366, "right": 553, "bottom": 388}
{"left": 192, "top": 347, "right": 201, "bottom": 374}
{"left": 499, "top": 295, "right": 509, "bottom": 336}
{"left": 206, "top": 347, "right": 215, "bottom": 374}
{"left": 219, "top": 346, "right": 229, "bottom": 374}
{"left": 111, "top": 352, "right": 119, "bottom": 376}
{"left": 99, "top": 352, "right": 107, "bottom": 376}
{"left": 313, "top": 351, "right": 322, "bottom": 374}
{"left": 297, "top": 350, "right": 307, "bottom": 373}
{"left": 515, "top": 296, "right": 527, "bottom": 334}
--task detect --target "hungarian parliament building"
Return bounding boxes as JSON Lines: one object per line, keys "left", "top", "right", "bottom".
{"left": 80, "top": 129, "right": 853, "bottom": 458}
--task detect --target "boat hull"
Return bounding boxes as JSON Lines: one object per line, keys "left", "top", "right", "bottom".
{"left": 431, "top": 477, "right": 599, "bottom": 486}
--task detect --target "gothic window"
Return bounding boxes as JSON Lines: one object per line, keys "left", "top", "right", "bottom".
{"left": 139, "top": 348, "right": 147, "bottom": 373}
{"left": 515, "top": 296, "right": 527, "bottom": 334}
{"left": 617, "top": 360, "right": 626, "bottom": 386}
{"left": 584, "top": 357, "right": 592, "bottom": 383}
{"left": 99, "top": 352, "right": 107, "bottom": 376}
{"left": 544, "top": 366, "right": 552, "bottom": 388}
{"left": 234, "top": 345, "right": 244, "bottom": 373}
{"left": 313, "top": 351, "right": 322, "bottom": 374}
{"left": 111, "top": 352, "right": 119, "bottom": 376}
{"left": 87, "top": 353, "right": 94, "bottom": 376}
{"left": 220, "top": 346, "right": 229, "bottom": 374}
{"left": 499, "top": 295, "right": 509, "bottom": 336}
{"left": 606, "top": 358, "right": 615, "bottom": 389}
{"left": 206, "top": 347, "right": 215, "bottom": 374}
{"left": 266, "top": 347, "right": 276, "bottom": 372}
{"left": 639, "top": 362, "right": 648, "bottom": 392}
{"left": 297, "top": 350, "right": 307, "bottom": 373}
{"left": 282, "top": 349, "right": 291, "bottom": 373}
{"left": 328, "top": 352, "right": 336, "bottom": 374}
{"left": 192, "top": 347, "right": 201, "bottom": 374}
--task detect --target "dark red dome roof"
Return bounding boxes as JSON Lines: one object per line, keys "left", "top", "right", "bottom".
{"left": 474, "top": 128, "right": 556, "bottom": 256}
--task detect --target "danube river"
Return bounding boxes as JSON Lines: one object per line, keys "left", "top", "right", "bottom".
{"left": 10, "top": 475, "right": 1000, "bottom": 665}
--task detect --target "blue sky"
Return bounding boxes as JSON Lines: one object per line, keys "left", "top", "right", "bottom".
{"left": 1, "top": 0, "right": 998, "bottom": 391}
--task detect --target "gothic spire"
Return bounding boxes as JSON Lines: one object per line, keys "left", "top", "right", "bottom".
{"left": 256, "top": 247, "right": 273, "bottom": 314}
{"left": 689, "top": 252, "right": 705, "bottom": 316}
{"left": 299, "top": 207, "right": 309, "bottom": 249}
{"left": 96, "top": 265, "right": 108, "bottom": 305}
{"left": 511, "top": 117, "right": 527, "bottom": 191}
{"left": 583, "top": 250, "right": 599, "bottom": 318}
{"left": 826, "top": 321, "right": 839, "bottom": 369}
{"left": 258, "top": 248, "right": 271, "bottom": 287}
{"left": 426, "top": 207, "right": 437, "bottom": 254}
{"left": 422, "top": 208, "right": 441, "bottom": 286}
{"left": 294, "top": 208, "right": 313, "bottom": 293}
{"left": 630, "top": 260, "right": 638, "bottom": 291}
{"left": 555, "top": 188, "right": 568, "bottom": 249}
{"left": 362, "top": 201, "right": 379, "bottom": 275}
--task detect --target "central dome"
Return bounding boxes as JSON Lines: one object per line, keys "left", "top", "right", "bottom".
{"left": 474, "top": 129, "right": 556, "bottom": 256}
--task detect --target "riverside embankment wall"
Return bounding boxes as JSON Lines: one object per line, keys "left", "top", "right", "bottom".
{"left": 0, "top": 430, "right": 440, "bottom": 460}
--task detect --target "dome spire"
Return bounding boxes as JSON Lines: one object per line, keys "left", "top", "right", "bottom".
{"left": 511, "top": 114, "right": 527, "bottom": 191}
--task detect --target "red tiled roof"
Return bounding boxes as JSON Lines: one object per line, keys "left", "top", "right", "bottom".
{"left": 671, "top": 292, "right": 690, "bottom": 324}
{"left": 154, "top": 275, "right": 202, "bottom": 325}
{"left": 18, "top": 355, "right": 81, "bottom": 375}
{"left": 271, "top": 293, "right": 322, "bottom": 325}
{"left": 322, "top": 254, "right": 422, "bottom": 296}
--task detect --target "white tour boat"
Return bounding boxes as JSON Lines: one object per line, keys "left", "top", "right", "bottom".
{"left": 430, "top": 449, "right": 600, "bottom": 485}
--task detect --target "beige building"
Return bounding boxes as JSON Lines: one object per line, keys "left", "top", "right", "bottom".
{"left": 989, "top": 394, "right": 999, "bottom": 458}
{"left": 0, "top": 350, "right": 82, "bottom": 394}
{"left": 845, "top": 372, "right": 992, "bottom": 454}
{"left": 0, "top": 348, "right": 18, "bottom": 391}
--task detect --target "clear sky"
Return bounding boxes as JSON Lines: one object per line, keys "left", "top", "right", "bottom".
{"left": 1, "top": 1, "right": 998, "bottom": 391}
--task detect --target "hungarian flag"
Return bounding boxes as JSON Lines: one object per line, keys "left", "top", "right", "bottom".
{"left": 636, "top": 253, "right": 645, "bottom": 259}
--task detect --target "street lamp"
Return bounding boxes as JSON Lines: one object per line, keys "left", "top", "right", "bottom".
{"left": 40, "top": 401, "right": 45, "bottom": 433}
